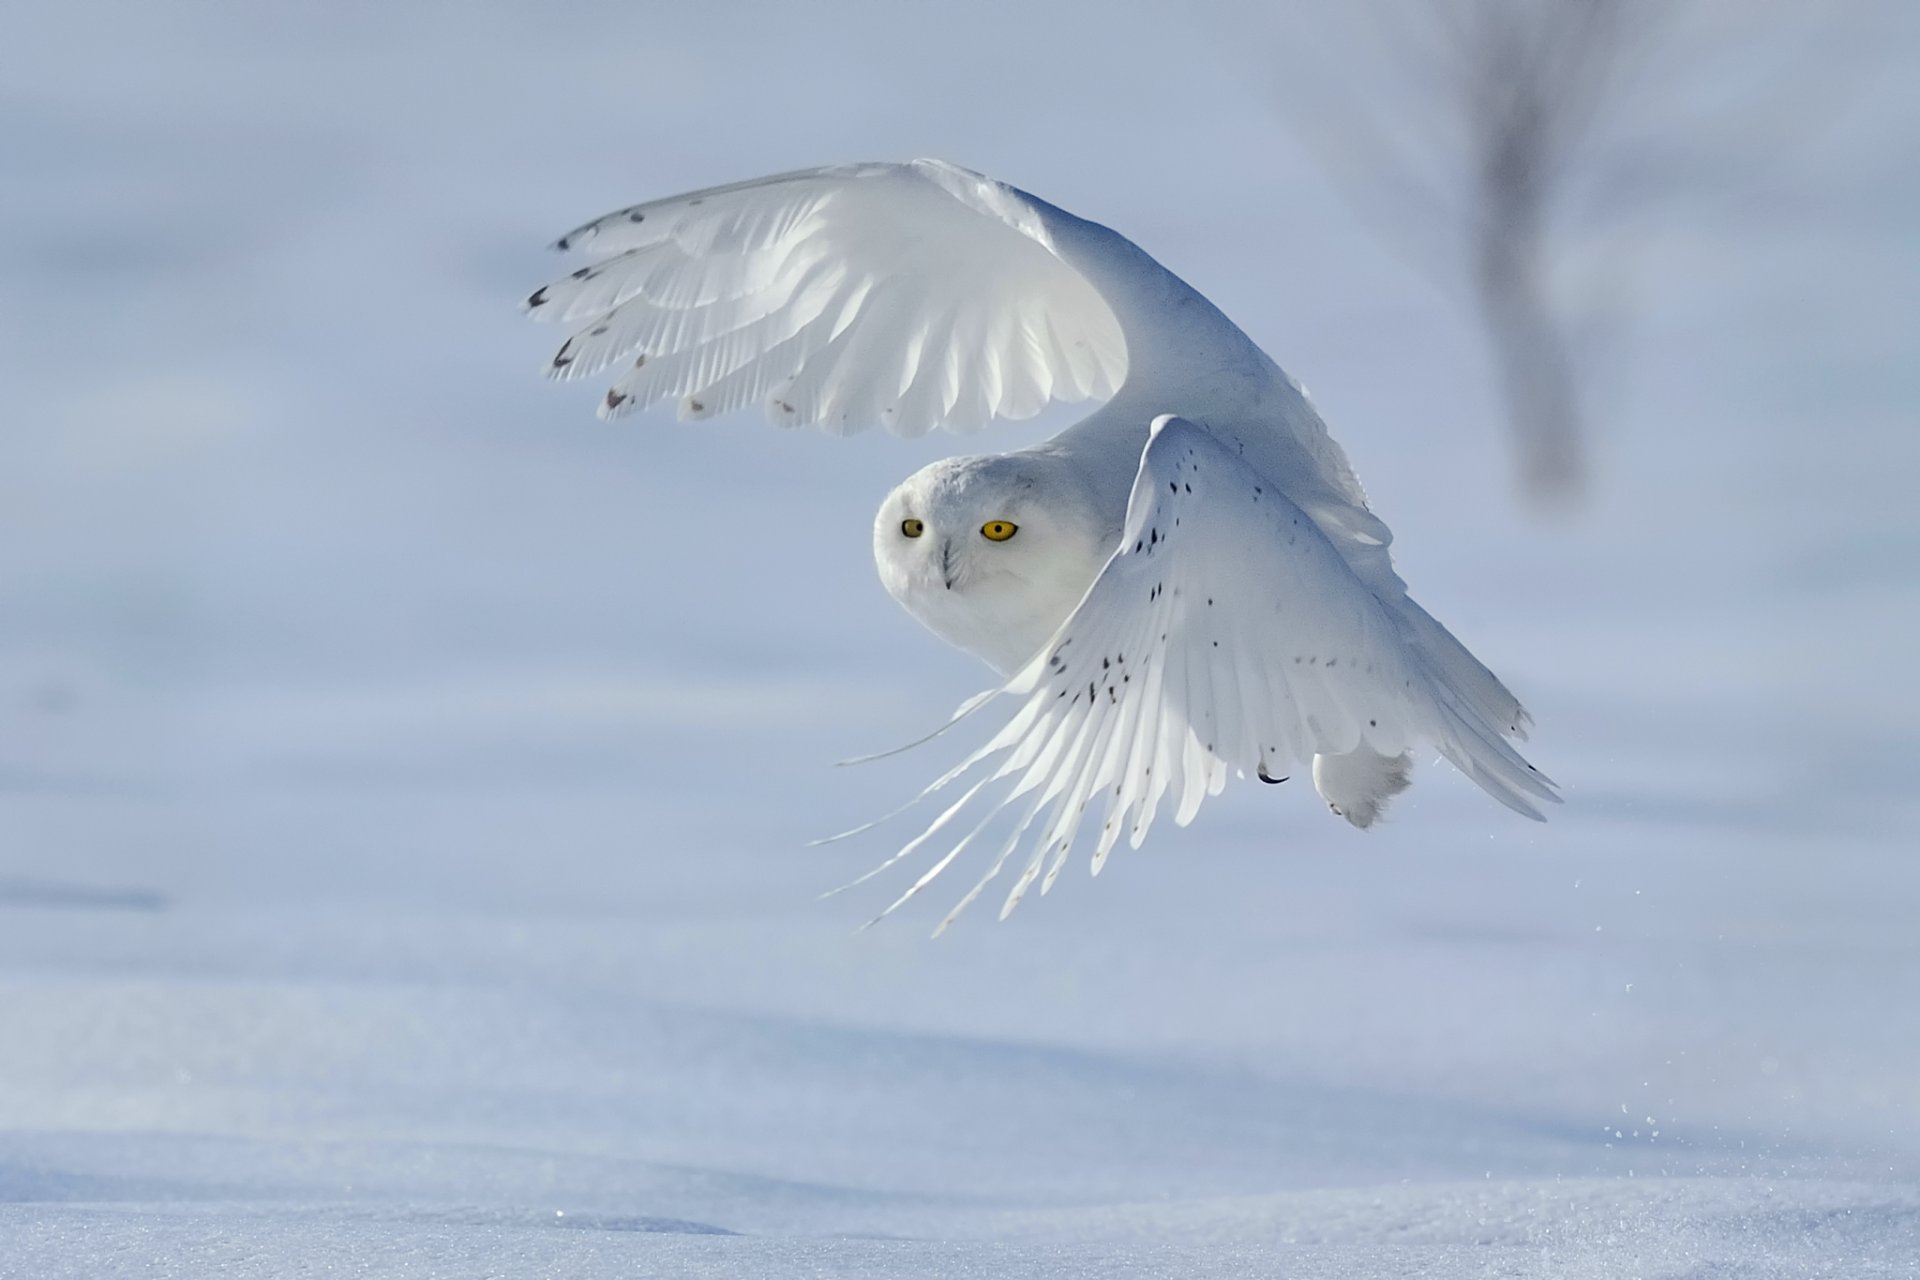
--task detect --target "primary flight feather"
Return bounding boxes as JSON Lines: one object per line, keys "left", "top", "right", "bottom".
{"left": 527, "top": 159, "right": 1558, "bottom": 927}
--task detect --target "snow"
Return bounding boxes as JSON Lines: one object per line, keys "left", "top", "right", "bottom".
{"left": 3, "top": 1, "right": 1917, "bottom": 1275}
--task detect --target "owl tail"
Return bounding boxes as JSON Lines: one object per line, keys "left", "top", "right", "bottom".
{"left": 1312, "top": 748, "right": 1414, "bottom": 828}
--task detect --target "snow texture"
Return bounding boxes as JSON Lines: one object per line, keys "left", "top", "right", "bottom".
{"left": 2, "top": 1, "right": 1916, "bottom": 1276}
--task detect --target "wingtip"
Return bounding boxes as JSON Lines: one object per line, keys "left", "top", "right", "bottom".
{"left": 597, "top": 388, "right": 632, "bottom": 420}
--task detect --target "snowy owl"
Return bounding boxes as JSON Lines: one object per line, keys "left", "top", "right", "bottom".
{"left": 527, "top": 159, "right": 1558, "bottom": 927}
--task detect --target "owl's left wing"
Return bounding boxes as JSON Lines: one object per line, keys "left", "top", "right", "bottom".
{"left": 862, "top": 417, "right": 1557, "bottom": 931}
{"left": 525, "top": 160, "right": 1126, "bottom": 434}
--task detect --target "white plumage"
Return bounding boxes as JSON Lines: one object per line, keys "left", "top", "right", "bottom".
{"left": 531, "top": 162, "right": 1124, "bottom": 432}
{"left": 528, "top": 159, "right": 1559, "bottom": 927}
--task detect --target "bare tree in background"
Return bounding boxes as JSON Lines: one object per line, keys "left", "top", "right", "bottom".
{"left": 1268, "top": 2, "right": 1885, "bottom": 511}
{"left": 1447, "top": 0, "right": 1651, "bottom": 502}
{"left": 1276, "top": 0, "right": 1670, "bottom": 508}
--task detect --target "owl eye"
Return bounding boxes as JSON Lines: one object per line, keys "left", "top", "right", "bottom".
{"left": 901, "top": 518, "right": 925, "bottom": 538}
{"left": 980, "top": 520, "right": 1019, "bottom": 542}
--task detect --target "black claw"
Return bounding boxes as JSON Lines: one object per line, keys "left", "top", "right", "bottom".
{"left": 1258, "top": 768, "right": 1290, "bottom": 785}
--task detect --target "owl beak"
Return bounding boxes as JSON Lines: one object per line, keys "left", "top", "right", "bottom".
{"left": 940, "top": 539, "right": 957, "bottom": 590}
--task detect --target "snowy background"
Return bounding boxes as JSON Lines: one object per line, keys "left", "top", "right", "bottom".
{"left": 3, "top": 1, "right": 1917, "bottom": 1275}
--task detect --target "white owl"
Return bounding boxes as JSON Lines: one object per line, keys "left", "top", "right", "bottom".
{"left": 527, "top": 160, "right": 1558, "bottom": 927}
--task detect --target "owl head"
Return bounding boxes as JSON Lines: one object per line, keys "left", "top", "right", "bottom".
{"left": 872, "top": 453, "right": 1111, "bottom": 675}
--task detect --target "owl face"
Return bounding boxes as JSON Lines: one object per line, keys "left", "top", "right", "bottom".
{"left": 873, "top": 454, "right": 1109, "bottom": 675}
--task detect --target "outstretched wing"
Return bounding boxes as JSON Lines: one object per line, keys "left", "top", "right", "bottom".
{"left": 857, "top": 417, "right": 1558, "bottom": 932}
{"left": 527, "top": 160, "right": 1127, "bottom": 434}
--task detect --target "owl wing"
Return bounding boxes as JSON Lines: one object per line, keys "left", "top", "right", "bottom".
{"left": 526, "top": 160, "right": 1127, "bottom": 434}
{"left": 857, "top": 417, "right": 1558, "bottom": 932}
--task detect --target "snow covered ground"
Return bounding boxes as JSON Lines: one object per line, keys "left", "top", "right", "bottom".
{"left": 3, "top": 2, "right": 1917, "bottom": 1275}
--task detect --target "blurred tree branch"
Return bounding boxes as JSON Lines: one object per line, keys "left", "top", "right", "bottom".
{"left": 1268, "top": 1, "right": 1889, "bottom": 514}
{"left": 1448, "top": 0, "right": 1652, "bottom": 501}
{"left": 1274, "top": 0, "right": 1672, "bottom": 510}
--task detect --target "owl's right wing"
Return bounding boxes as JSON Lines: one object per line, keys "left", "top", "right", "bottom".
{"left": 855, "top": 417, "right": 1557, "bottom": 932}
{"left": 526, "top": 160, "right": 1128, "bottom": 435}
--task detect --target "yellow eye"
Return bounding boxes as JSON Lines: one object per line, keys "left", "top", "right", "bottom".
{"left": 900, "top": 518, "right": 925, "bottom": 538}
{"left": 980, "top": 520, "right": 1018, "bottom": 542}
